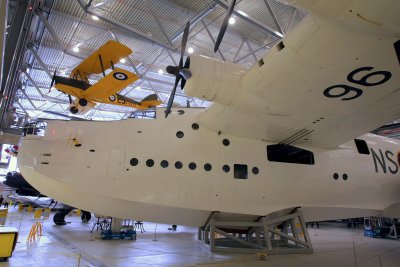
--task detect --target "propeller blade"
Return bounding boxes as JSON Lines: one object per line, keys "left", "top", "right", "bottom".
{"left": 180, "top": 78, "right": 186, "bottom": 90}
{"left": 49, "top": 69, "right": 57, "bottom": 92}
{"left": 184, "top": 57, "right": 190, "bottom": 69}
{"left": 178, "top": 57, "right": 183, "bottom": 70}
{"left": 165, "top": 77, "right": 180, "bottom": 118}
{"left": 214, "top": 0, "right": 237, "bottom": 52}
{"left": 166, "top": 65, "right": 179, "bottom": 75}
{"left": 180, "top": 22, "right": 190, "bottom": 63}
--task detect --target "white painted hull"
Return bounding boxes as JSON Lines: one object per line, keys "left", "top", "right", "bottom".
{"left": 18, "top": 109, "right": 400, "bottom": 226}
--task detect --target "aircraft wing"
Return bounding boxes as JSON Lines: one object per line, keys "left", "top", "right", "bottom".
{"left": 70, "top": 40, "right": 132, "bottom": 81}
{"left": 189, "top": 10, "right": 400, "bottom": 149}
{"left": 82, "top": 68, "right": 139, "bottom": 101}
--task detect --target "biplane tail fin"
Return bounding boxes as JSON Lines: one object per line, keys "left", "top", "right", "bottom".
{"left": 139, "top": 94, "right": 163, "bottom": 109}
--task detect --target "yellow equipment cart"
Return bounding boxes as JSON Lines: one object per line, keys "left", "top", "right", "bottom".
{"left": 0, "top": 227, "right": 19, "bottom": 261}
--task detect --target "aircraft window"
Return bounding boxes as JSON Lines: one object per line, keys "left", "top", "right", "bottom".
{"left": 177, "top": 110, "right": 185, "bottom": 115}
{"left": 354, "top": 139, "right": 370, "bottom": 155}
{"left": 234, "top": 164, "right": 248, "bottom": 179}
{"left": 267, "top": 144, "right": 315, "bottom": 165}
{"left": 175, "top": 161, "right": 183, "bottom": 169}
{"left": 176, "top": 131, "right": 184, "bottom": 138}
{"left": 258, "top": 58, "right": 264, "bottom": 67}
{"left": 252, "top": 167, "right": 259, "bottom": 175}
{"left": 204, "top": 163, "right": 212, "bottom": 171}
{"left": 343, "top": 173, "right": 348, "bottom": 180}
{"left": 146, "top": 159, "right": 154, "bottom": 167}
{"left": 192, "top": 123, "right": 199, "bottom": 130}
{"left": 130, "top": 158, "right": 139, "bottom": 166}
{"left": 222, "top": 139, "right": 230, "bottom": 146}
{"left": 277, "top": 41, "right": 285, "bottom": 51}
{"left": 160, "top": 160, "right": 169, "bottom": 168}
{"left": 89, "top": 149, "right": 95, "bottom": 152}
{"left": 333, "top": 173, "right": 339, "bottom": 180}
{"left": 222, "top": 165, "right": 230, "bottom": 173}
{"left": 188, "top": 162, "right": 196, "bottom": 170}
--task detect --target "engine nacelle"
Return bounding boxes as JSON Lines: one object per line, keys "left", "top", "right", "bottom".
{"left": 184, "top": 55, "right": 246, "bottom": 105}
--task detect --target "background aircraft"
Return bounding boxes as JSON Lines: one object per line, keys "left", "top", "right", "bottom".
{"left": 51, "top": 40, "right": 162, "bottom": 114}
{"left": 3, "top": 172, "right": 91, "bottom": 225}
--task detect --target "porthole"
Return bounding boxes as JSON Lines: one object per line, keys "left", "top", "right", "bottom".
{"left": 222, "top": 165, "right": 230, "bottom": 173}
{"left": 175, "top": 161, "right": 183, "bottom": 169}
{"left": 89, "top": 149, "right": 95, "bottom": 152}
{"left": 177, "top": 110, "right": 185, "bottom": 115}
{"left": 160, "top": 160, "right": 169, "bottom": 168}
{"left": 192, "top": 123, "right": 199, "bottom": 130}
{"left": 222, "top": 139, "right": 230, "bottom": 146}
{"left": 188, "top": 162, "right": 196, "bottom": 170}
{"left": 252, "top": 167, "right": 259, "bottom": 175}
{"left": 130, "top": 158, "right": 139, "bottom": 166}
{"left": 146, "top": 159, "right": 154, "bottom": 167}
{"left": 343, "top": 173, "right": 348, "bottom": 180}
{"left": 333, "top": 173, "right": 339, "bottom": 180}
{"left": 176, "top": 131, "right": 184, "bottom": 138}
{"left": 204, "top": 163, "right": 212, "bottom": 171}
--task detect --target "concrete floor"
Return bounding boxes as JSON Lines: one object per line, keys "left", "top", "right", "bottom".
{"left": 0, "top": 207, "right": 400, "bottom": 267}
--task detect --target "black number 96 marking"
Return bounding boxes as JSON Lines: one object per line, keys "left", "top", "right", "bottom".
{"left": 323, "top": 67, "right": 392, "bottom": 101}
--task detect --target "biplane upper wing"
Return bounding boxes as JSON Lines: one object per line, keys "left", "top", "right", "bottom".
{"left": 70, "top": 40, "right": 132, "bottom": 81}
{"left": 82, "top": 67, "right": 139, "bottom": 101}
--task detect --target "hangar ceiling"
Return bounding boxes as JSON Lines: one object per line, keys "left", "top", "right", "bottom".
{"left": 7, "top": 0, "right": 306, "bottom": 121}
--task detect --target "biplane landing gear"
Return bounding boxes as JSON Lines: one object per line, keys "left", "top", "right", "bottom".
{"left": 53, "top": 207, "right": 73, "bottom": 225}
{"left": 78, "top": 98, "right": 87, "bottom": 107}
{"left": 70, "top": 106, "right": 78, "bottom": 114}
{"left": 81, "top": 210, "right": 91, "bottom": 223}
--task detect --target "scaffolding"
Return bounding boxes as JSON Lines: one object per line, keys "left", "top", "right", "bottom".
{"left": 199, "top": 208, "right": 313, "bottom": 254}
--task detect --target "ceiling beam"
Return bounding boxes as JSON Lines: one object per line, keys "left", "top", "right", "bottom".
{"left": 213, "top": 0, "right": 284, "bottom": 38}
{"left": 76, "top": 0, "right": 176, "bottom": 52}
{"left": 169, "top": 1, "right": 218, "bottom": 42}
{"left": 263, "top": 0, "right": 284, "bottom": 35}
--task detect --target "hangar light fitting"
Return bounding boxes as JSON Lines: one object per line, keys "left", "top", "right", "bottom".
{"left": 158, "top": 69, "right": 164, "bottom": 75}
{"left": 119, "top": 58, "right": 126, "bottom": 63}
{"left": 188, "top": 47, "right": 194, "bottom": 54}
{"left": 72, "top": 46, "right": 80, "bottom": 53}
{"left": 91, "top": 15, "right": 99, "bottom": 21}
{"left": 229, "top": 17, "right": 236, "bottom": 25}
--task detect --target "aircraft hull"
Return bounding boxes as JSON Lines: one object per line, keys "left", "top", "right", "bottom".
{"left": 17, "top": 109, "right": 400, "bottom": 226}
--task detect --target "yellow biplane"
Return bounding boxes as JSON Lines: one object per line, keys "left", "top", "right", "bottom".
{"left": 51, "top": 40, "right": 162, "bottom": 114}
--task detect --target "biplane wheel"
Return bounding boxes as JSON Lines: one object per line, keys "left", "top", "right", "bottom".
{"left": 78, "top": 98, "right": 88, "bottom": 106}
{"left": 70, "top": 106, "right": 78, "bottom": 114}
{"left": 113, "top": 72, "right": 128, "bottom": 80}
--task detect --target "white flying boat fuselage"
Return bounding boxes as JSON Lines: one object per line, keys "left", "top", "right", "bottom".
{"left": 18, "top": 109, "right": 400, "bottom": 226}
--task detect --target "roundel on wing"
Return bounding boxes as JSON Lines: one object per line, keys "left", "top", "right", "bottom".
{"left": 113, "top": 72, "right": 128, "bottom": 80}
{"left": 109, "top": 95, "right": 116, "bottom": 101}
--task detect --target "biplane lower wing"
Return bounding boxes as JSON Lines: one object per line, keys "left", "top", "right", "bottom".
{"left": 83, "top": 68, "right": 138, "bottom": 101}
